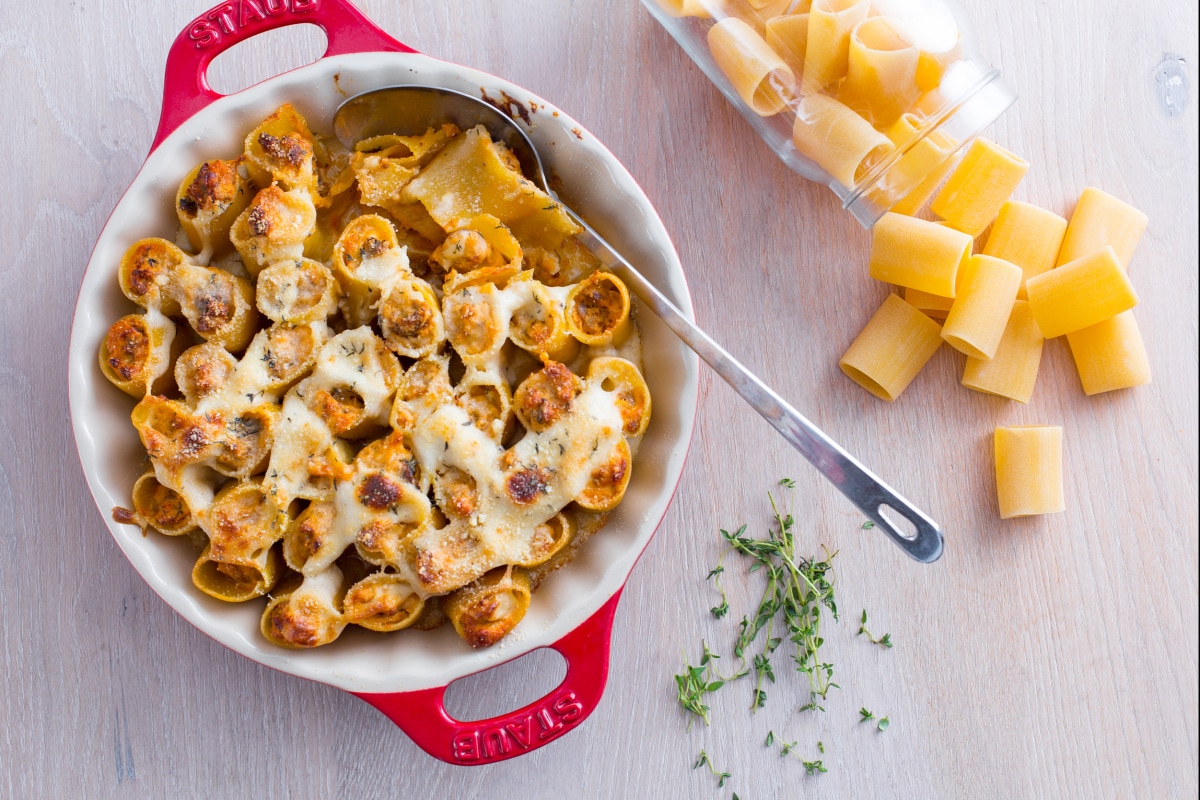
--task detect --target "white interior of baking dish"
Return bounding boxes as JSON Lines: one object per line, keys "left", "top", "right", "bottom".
{"left": 68, "top": 52, "right": 699, "bottom": 694}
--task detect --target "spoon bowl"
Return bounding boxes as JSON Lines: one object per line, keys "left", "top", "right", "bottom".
{"left": 333, "top": 85, "right": 945, "bottom": 563}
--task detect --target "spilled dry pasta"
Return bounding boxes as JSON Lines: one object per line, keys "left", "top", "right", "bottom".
{"left": 104, "top": 103, "right": 650, "bottom": 649}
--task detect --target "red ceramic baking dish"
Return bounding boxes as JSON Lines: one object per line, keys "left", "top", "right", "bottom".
{"left": 68, "top": 0, "right": 698, "bottom": 765}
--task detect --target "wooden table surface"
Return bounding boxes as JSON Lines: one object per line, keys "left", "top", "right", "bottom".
{"left": 1, "top": 0, "right": 1195, "bottom": 797}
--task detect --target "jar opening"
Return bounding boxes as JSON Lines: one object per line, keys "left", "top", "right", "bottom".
{"left": 842, "top": 67, "right": 1017, "bottom": 228}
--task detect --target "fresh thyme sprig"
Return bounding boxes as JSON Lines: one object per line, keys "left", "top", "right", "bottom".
{"left": 858, "top": 610, "right": 893, "bottom": 648}
{"left": 859, "top": 707, "right": 890, "bottom": 731}
{"left": 674, "top": 640, "right": 743, "bottom": 728}
{"left": 709, "top": 479, "right": 840, "bottom": 713}
{"left": 802, "top": 758, "right": 828, "bottom": 775}
{"left": 692, "top": 749, "right": 732, "bottom": 788}
{"left": 768, "top": 730, "right": 829, "bottom": 775}
{"left": 706, "top": 563, "right": 730, "bottom": 619}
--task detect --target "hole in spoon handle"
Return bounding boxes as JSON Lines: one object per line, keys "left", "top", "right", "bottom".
{"left": 863, "top": 498, "right": 943, "bottom": 563}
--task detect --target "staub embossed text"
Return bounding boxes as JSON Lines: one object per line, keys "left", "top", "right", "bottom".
{"left": 188, "top": 0, "right": 320, "bottom": 48}
{"left": 451, "top": 691, "right": 585, "bottom": 763}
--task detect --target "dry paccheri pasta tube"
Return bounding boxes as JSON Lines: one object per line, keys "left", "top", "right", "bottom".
{"left": 869, "top": 212, "right": 971, "bottom": 297}
{"left": 658, "top": 0, "right": 711, "bottom": 17}
{"left": 902, "top": 287, "right": 954, "bottom": 319}
{"left": 879, "top": 113, "right": 958, "bottom": 216}
{"left": 839, "top": 293, "right": 942, "bottom": 401}
{"left": 104, "top": 104, "right": 653, "bottom": 651}
{"left": 802, "top": 0, "right": 871, "bottom": 94}
{"left": 764, "top": 13, "right": 809, "bottom": 80}
{"left": 982, "top": 201, "right": 1068, "bottom": 299}
{"left": 708, "top": 17, "right": 795, "bottom": 116}
{"left": 1065, "top": 310, "right": 1152, "bottom": 395}
{"left": 1024, "top": 246, "right": 1138, "bottom": 338}
{"left": 930, "top": 137, "right": 1029, "bottom": 237}
{"left": 792, "top": 94, "right": 894, "bottom": 188}
{"left": 940, "top": 254, "right": 1022, "bottom": 360}
{"left": 994, "top": 425, "right": 1065, "bottom": 518}
{"left": 961, "top": 300, "right": 1043, "bottom": 403}
{"left": 1056, "top": 187, "right": 1149, "bottom": 269}
{"left": 838, "top": 16, "right": 920, "bottom": 128}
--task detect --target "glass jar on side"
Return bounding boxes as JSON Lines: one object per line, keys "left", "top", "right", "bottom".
{"left": 642, "top": 0, "right": 1016, "bottom": 227}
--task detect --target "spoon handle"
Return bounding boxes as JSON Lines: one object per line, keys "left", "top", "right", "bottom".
{"left": 571, "top": 219, "right": 944, "bottom": 563}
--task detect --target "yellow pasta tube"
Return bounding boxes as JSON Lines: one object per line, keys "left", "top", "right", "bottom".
{"left": 206, "top": 480, "right": 287, "bottom": 563}
{"left": 1065, "top": 310, "right": 1151, "bottom": 395}
{"left": 1024, "top": 246, "right": 1138, "bottom": 338}
{"left": 175, "top": 157, "right": 250, "bottom": 263}
{"left": 902, "top": 287, "right": 953, "bottom": 319}
{"left": 243, "top": 103, "right": 321, "bottom": 203}
{"left": 982, "top": 201, "right": 1068, "bottom": 299}
{"left": 930, "top": 138, "right": 1029, "bottom": 237}
{"left": 514, "top": 361, "right": 584, "bottom": 434}
{"left": 877, "top": 113, "right": 957, "bottom": 216}
{"left": 255, "top": 258, "right": 340, "bottom": 325}
{"left": 454, "top": 368, "right": 514, "bottom": 441}
{"left": 961, "top": 300, "right": 1043, "bottom": 403}
{"left": 994, "top": 425, "right": 1065, "bottom": 518}
{"left": 331, "top": 214, "right": 408, "bottom": 328}
{"left": 838, "top": 16, "right": 920, "bottom": 128}
{"left": 801, "top": 0, "right": 871, "bottom": 94}
{"left": 869, "top": 213, "right": 972, "bottom": 297}
{"left": 342, "top": 573, "right": 425, "bottom": 633}
{"left": 248, "top": 323, "right": 323, "bottom": 394}
{"left": 656, "top": 0, "right": 712, "bottom": 17}
{"left": 587, "top": 356, "right": 653, "bottom": 437}
{"left": 260, "top": 569, "right": 347, "bottom": 648}
{"left": 764, "top": 13, "right": 809, "bottom": 82}
{"left": 282, "top": 500, "right": 336, "bottom": 573}
{"left": 510, "top": 281, "right": 579, "bottom": 363}
{"left": 838, "top": 293, "right": 943, "bottom": 401}
{"left": 444, "top": 567, "right": 533, "bottom": 648}
{"left": 117, "top": 238, "right": 187, "bottom": 315}
{"left": 167, "top": 263, "right": 259, "bottom": 352}
{"left": 98, "top": 312, "right": 179, "bottom": 398}
{"left": 130, "top": 470, "right": 195, "bottom": 536}
{"left": 889, "top": 146, "right": 958, "bottom": 216}
{"left": 565, "top": 271, "right": 632, "bottom": 347}
{"left": 379, "top": 277, "right": 445, "bottom": 359}
{"left": 194, "top": 544, "right": 281, "bottom": 602}
{"left": 708, "top": 18, "right": 795, "bottom": 116}
{"left": 174, "top": 342, "right": 237, "bottom": 406}
{"left": 792, "top": 94, "right": 894, "bottom": 188}
{"left": 575, "top": 437, "right": 633, "bottom": 511}
{"left": 941, "top": 255, "right": 1022, "bottom": 359}
{"left": 513, "top": 513, "right": 574, "bottom": 568}
{"left": 1056, "top": 187, "right": 1149, "bottom": 269}
{"left": 229, "top": 185, "right": 318, "bottom": 275}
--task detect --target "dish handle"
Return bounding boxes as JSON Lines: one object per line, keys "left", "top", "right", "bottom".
{"left": 152, "top": 0, "right": 417, "bottom": 150}
{"left": 352, "top": 589, "right": 623, "bottom": 765}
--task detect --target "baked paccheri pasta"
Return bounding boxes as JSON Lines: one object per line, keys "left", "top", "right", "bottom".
{"left": 104, "top": 103, "right": 650, "bottom": 649}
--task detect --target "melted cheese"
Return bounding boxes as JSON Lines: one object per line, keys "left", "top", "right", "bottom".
{"left": 263, "top": 327, "right": 398, "bottom": 505}
{"left": 410, "top": 382, "right": 624, "bottom": 593}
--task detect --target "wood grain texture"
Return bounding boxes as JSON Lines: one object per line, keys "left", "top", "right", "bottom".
{"left": 0, "top": 0, "right": 1195, "bottom": 797}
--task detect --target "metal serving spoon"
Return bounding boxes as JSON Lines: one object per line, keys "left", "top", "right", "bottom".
{"left": 333, "top": 85, "right": 944, "bottom": 563}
